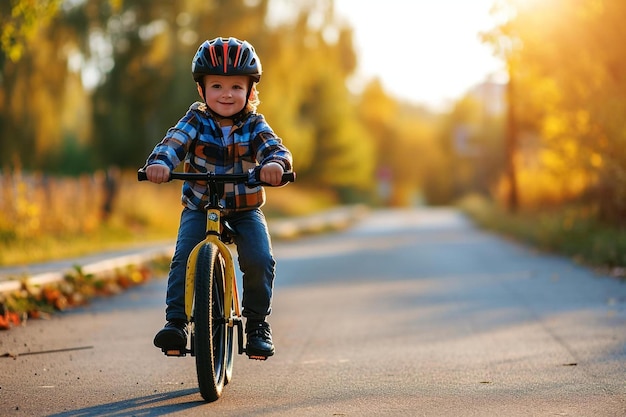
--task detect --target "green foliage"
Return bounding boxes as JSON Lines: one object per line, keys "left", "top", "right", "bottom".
{"left": 44, "top": 135, "right": 97, "bottom": 175}
{"left": 433, "top": 94, "right": 506, "bottom": 204}
{"left": 357, "top": 80, "right": 448, "bottom": 206}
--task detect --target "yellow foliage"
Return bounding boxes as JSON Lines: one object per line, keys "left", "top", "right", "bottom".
{"left": 487, "top": 0, "right": 626, "bottom": 222}
{"left": 574, "top": 110, "right": 590, "bottom": 135}
{"left": 0, "top": 0, "right": 61, "bottom": 62}
{"left": 0, "top": 165, "right": 336, "bottom": 266}
{"left": 109, "top": 0, "right": 123, "bottom": 13}
{"left": 542, "top": 114, "right": 566, "bottom": 141}
{"left": 14, "top": 180, "right": 41, "bottom": 238}
{"left": 590, "top": 153, "right": 602, "bottom": 168}
{"left": 495, "top": 156, "right": 591, "bottom": 209}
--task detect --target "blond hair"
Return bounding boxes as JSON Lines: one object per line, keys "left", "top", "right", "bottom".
{"left": 246, "top": 83, "right": 260, "bottom": 113}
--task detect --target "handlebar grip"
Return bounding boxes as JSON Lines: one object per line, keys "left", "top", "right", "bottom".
{"left": 137, "top": 169, "right": 148, "bottom": 181}
{"left": 253, "top": 169, "right": 295, "bottom": 186}
{"left": 282, "top": 172, "right": 296, "bottom": 183}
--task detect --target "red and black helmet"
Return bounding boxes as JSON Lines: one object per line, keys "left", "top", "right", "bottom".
{"left": 192, "top": 37, "right": 262, "bottom": 83}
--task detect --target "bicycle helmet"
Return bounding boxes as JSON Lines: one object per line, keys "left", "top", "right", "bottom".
{"left": 192, "top": 37, "right": 262, "bottom": 83}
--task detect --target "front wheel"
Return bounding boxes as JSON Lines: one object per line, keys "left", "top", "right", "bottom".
{"left": 194, "top": 243, "right": 227, "bottom": 402}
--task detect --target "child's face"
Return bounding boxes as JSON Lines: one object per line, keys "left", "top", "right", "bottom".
{"left": 199, "top": 74, "right": 250, "bottom": 118}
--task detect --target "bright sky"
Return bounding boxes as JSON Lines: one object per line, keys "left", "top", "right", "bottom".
{"left": 334, "top": 0, "right": 505, "bottom": 111}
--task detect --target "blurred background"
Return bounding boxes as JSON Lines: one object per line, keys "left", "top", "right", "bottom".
{"left": 1, "top": 0, "right": 625, "bottom": 267}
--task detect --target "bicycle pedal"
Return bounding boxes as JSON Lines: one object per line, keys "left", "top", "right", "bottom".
{"left": 247, "top": 354, "right": 268, "bottom": 361}
{"left": 162, "top": 348, "right": 187, "bottom": 357}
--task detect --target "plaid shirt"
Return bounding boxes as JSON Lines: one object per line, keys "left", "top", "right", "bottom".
{"left": 146, "top": 102, "right": 293, "bottom": 212}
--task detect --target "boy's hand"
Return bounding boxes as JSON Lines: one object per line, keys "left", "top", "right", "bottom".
{"left": 146, "top": 164, "right": 171, "bottom": 183}
{"left": 260, "top": 162, "right": 284, "bottom": 186}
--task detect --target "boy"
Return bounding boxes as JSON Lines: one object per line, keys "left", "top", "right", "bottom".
{"left": 144, "top": 37, "right": 292, "bottom": 359}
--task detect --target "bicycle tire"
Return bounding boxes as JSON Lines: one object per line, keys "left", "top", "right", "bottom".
{"left": 194, "top": 243, "right": 227, "bottom": 402}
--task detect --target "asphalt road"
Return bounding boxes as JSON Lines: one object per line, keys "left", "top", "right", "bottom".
{"left": 1, "top": 208, "right": 625, "bottom": 416}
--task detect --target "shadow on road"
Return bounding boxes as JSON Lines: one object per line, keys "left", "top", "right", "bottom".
{"left": 46, "top": 388, "right": 203, "bottom": 417}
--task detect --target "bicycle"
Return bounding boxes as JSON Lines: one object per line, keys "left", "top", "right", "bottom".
{"left": 138, "top": 167, "right": 295, "bottom": 402}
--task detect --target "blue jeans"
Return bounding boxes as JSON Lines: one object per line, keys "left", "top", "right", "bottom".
{"left": 165, "top": 207, "right": 276, "bottom": 323}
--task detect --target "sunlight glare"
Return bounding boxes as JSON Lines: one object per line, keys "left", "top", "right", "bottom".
{"left": 334, "top": 0, "right": 505, "bottom": 110}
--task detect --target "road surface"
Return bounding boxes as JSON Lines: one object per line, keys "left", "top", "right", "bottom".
{"left": 1, "top": 208, "right": 625, "bottom": 416}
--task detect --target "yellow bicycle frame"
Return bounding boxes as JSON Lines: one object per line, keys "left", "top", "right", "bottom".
{"left": 184, "top": 207, "right": 241, "bottom": 326}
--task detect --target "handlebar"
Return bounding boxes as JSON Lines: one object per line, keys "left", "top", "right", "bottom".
{"left": 137, "top": 167, "right": 295, "bottom": 187}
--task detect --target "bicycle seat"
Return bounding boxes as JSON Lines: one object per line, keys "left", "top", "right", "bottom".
{"left": 221, "top": 220, "right": 237, "bottom": 244}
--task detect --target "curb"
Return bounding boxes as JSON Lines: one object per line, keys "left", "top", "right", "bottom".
{"left": 0, "top": 205, "right": 367, "bottom": 296}
{"left": 0, "top": 245, "right": 176, "bottom": 295}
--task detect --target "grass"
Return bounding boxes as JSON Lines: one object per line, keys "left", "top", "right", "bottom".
{"left": 0, "top": 169, "right": 336, "bottom": 267}
{"left": 458, "top": 194, "right": 626, "bottom": 274}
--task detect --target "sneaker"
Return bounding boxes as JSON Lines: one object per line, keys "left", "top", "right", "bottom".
{"left": 154, "top": 320, "right": 187, "bottom": 350}
{"left": 245, "top": 320, "right": 275, "bottom": 359}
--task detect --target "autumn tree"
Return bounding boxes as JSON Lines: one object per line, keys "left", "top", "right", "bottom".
{"left": 357, "top": 79, "right": 443, "bottom": 206}
{"left": 484, "top": 0, "right": 626, "bottom": 225}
